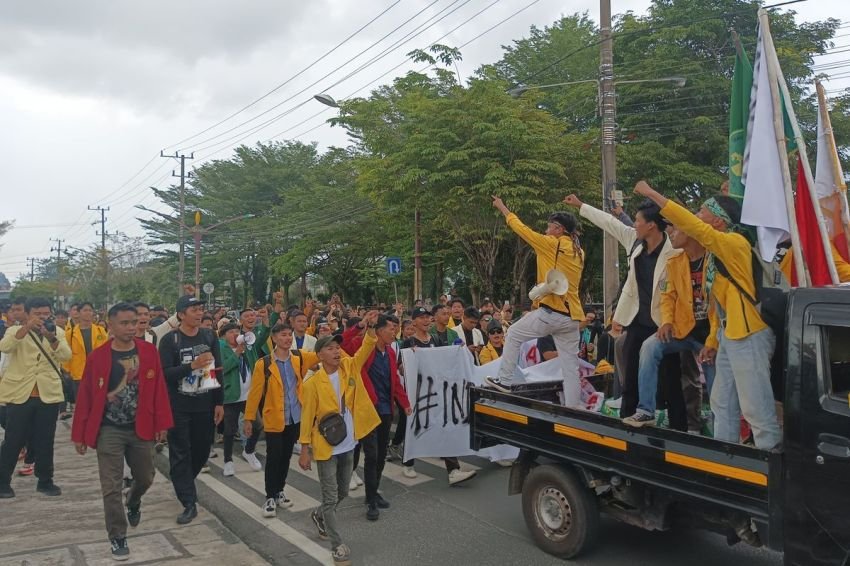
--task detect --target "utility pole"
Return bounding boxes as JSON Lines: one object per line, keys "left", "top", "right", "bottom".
{"left": 49, "top": 238, "right": 65, "bottom": 309}
{"left": 26, "top": 257, "right": 37, "bottom": 282}
{"left": 89, "top": 205, "right": 110, "bottom": 305}
{"left": 162, "top": 150, "right": 194, "bottom": 297}
{"left": 414, "top": 207, "right": 423, "bottom": 301}
{"left": 599, "top": 0, "right": 619, "bottom": 323}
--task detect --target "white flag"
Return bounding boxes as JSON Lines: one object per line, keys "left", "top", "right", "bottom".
{"left": 741, "top": 24, "right": 789, "bottom": 261}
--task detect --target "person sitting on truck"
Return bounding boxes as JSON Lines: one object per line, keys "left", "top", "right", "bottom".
{"left": 634, "top": 181, "right": 782, "bottom": 450}
{"left": 623, "top": 226, "right": 715, "bottom": 428}
{"left": 486, "top": 197, "right": 586, "bottom": 408}
{"left": 563, "top": 193, "right": 680, "bottom": 419}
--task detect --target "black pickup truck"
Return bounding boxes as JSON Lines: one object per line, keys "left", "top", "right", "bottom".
{"left": 470, "top": 287, "right": 850, "bottom": 566}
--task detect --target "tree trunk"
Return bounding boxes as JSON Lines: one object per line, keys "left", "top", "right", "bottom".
{"left": 510, "top": 240, "right": 533, "bottom": 306}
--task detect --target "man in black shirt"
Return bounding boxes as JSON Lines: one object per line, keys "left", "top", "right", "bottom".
{"left": 159, "top": 295, "right": 223, "bottom": 524}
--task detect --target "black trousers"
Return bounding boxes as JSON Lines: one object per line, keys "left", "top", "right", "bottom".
{"left": 222, "top": 402, "right": 260, "bottom": 462}
{"left": 168, "top": 410, "right": 213, "bottom": 508}
{"left": 264, "top": 425, "right": 299, "bottom": 499}
{"left": 0, "top": 398, "right": 61, "bottom": 485}
{"left": 357, "top": 414, "right": 392, "bottom": 503}
{"left": 658, "top": 354, "right": 687, "bottom": 432}
{"left": 621, "top": 323, "right": 658, "bottom": 419}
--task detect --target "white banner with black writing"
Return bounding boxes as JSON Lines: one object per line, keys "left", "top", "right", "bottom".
{"left": 401, "top": 345, "right": 519, "bottom": 463}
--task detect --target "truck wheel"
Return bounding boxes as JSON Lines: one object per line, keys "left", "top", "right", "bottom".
{"left": 521, "top": 464, "right": 599, "bottom": 559}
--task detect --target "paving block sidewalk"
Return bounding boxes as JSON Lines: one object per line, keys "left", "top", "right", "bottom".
{"left": 0, "top": 420, "right": 269, "bottom": 565}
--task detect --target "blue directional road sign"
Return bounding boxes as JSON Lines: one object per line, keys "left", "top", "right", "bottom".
{"left": 386, "top": 257, "right": 403, "bottom": 275}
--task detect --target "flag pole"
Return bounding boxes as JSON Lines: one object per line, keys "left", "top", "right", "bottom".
{"left": 758, "top": 9, "right": 809, "bottom": 286}
{"left": 816, "top": 80, "right": 850, "bottom": 258}
{"left": 767, "top": 23, "right": 839, "bottom": 284}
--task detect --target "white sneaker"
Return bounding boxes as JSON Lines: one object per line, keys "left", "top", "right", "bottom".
{"left": 223, "top": 461, "right": 235, "bottom": 477}
{"left": 292, "top": 444, "right": 301, "bottom": 455}
{"left": 242, "top": 451, "right": 262, "bottom": 471}
{"left": 448, "top": 469, "right": 476, "bottom": 486}
{"left": 262, "top": 497, "right": 276, "bottom": 518}
{"left": 349, "top": 476, "right": 359, "bottom": 490}
{"left": 276, "top": 492, "right": 294, "bottom": 509}
{"left": 353, "top": 471, "right": 363, "bottom": 487}
{"left": 201, "top": 464, "right": 210, "bottom": 474}
{"left": 402, "top": 466, "right": 417, "bottom": 479}
{"left": 496, "top": 459, "right": 514, "bottom": 468}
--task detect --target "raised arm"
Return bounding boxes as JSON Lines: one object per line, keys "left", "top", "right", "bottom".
{"left": 564, "top": 194, "right": 637, "bottom": 251}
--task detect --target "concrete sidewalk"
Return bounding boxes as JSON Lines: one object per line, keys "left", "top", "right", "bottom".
{"left": 0, "top": 419, "right": 269, "bottom": 565}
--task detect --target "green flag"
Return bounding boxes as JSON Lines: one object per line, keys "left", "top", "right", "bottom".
{"left": 729, "top": 38, "right": 753, "bottom": 201}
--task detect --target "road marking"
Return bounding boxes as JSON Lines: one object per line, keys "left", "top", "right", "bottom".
{"left": 197, "top": 471, "right": 334, "bottom": 565}
{"left": 217, "top": 456, "right": 321, "bottom": 513}
{"left": 420, "top": 457, "right": 481, "bottom": 472}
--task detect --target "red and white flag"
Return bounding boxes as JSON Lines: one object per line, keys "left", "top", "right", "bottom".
{"left": 815, "top": 81, "right": 850, "bottom": 263}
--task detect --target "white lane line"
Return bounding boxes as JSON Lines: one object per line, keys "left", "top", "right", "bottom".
{"left": 197, "top": 471, "right": 334, "bottom": 566}
{"left": 420, "top": 457, "right": 481, "bottom": 472}
{"left": 219, "top": 458, "right": 321, "bottom": 513}
{"left": 381, "top": 461, "right": 433, "bottom": 486}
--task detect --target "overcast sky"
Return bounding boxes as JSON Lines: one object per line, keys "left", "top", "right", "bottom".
{"left": 1, "top": 0, "right": 847, "bottom": 282}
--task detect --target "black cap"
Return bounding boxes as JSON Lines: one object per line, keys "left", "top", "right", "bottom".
{"left": 410, "top": 306, "right": 430, "bottom": 319}
{"left": 315, "top": 334, "right": 343, "bottom": 352}
{"left": 487, "top": 319, "right": 503, "bottom": 333}
{"left": 548, "top": 212, "right": 576, "bottom": 232}
{"left": 176, "top": 295, "right": 206, "bottom": 312}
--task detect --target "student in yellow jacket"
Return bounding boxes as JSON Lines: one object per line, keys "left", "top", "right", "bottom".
{"left": 485, "top": 197, "right": 586, "bottom": 408}
{"left": 623, "top": 226, "right": 716, "bottom": 427}
{"left": 635, "top": 181, "right": 781, "bottom": 449}
{"left": 244, "top": 322, "right": 319, "bottom": 518}
{"left": 779, "top": 242, "right": 850, "bottom": 284}
{"left": 298, "top": 311, "right": 381, "bottom": 566}
{"left": 65, "top": 302, "right": 109, "bottom": 406}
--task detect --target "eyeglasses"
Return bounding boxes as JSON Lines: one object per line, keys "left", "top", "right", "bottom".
{"left": 488, "top": 329, "right": 503, "bottom": 335}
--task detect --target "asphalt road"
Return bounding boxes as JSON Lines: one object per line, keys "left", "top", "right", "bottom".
{"left": 181, "top": 441, "right": 784, "bottom": 566}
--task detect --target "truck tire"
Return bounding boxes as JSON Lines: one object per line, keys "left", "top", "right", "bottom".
{"left": 521, "top": 464, "right": 599, "bottom": 559}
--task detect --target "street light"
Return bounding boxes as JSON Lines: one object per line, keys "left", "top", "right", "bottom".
{"left": 314, "top": 93, "right": 341, "bottom": 108}
{"left": 140, "top": 207, "right": 255, "bottom": 298}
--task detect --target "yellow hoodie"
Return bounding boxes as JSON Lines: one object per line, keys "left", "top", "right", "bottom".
{"left": 299, "top": 333, "right": 380, "bottom": 461}
{"left": 661, "top": 201, "right": 766, "bottom": 349}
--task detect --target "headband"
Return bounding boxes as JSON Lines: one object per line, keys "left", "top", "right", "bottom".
{"left": 703, "top": 198, "right": 733, "bottom": 226}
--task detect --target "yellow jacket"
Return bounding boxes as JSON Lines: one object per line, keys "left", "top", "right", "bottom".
{"left": 65, "top": 324, "right": 109, "bottom": 380}
{"left": 0, "top": 327, "right": 71, "bottom": 404}
{"left": 661, "top": 201, "right": 766, "bottom": 348}
{"left": 779, "top": 243, "right": 850, "bottom": 283}
{"left": 299, "top": 333, "right": 380, "bottom": 461}
{"left": 660, "top": 252, "right": 705, "bottom": 340}
{"left": 244, "top": 348, "right": 320, "bottom": 433}
{"left": 479, "top": 342, "right": 502, "bottom": 365}
{"left": 505, "top": 213, "right": 585, "bottom": 321}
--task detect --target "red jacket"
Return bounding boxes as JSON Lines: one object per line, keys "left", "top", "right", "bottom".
{"left": 71, "top": 338, "right": 174, "bottom": 448}
{"left": 341, "top": 323, "right": 365, "bottom": 356}
{"left": 360, "top": 343, "right": 410, "bottom": 414}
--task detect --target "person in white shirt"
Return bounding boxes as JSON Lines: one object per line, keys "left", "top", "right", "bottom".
{"left": 453, "top": 307, "right": 485, "bottom": 365}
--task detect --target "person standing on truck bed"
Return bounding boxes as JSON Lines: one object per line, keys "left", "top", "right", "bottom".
{"left": 486, "top": 197, "right": 585, "bottom": 408}
{"left": 563, "top": 193, "right": 679, "bottom": 419}
{"left": 634, "top": 181, "right": 782, "bottom": 450}
{"left": 623, "top": 225, "right": 715, "bottom": 428}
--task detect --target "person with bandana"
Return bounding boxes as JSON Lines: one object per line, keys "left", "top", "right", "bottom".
{"left": 635, "top": 180, "right": 782, "bottom": 450}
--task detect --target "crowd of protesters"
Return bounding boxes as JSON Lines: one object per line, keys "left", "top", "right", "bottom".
{"left": 1, "top": 178, "right": 832, "bottom": 564}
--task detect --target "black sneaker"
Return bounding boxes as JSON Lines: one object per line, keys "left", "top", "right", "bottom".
{"left": 36, "top": 481, "right": 62, "bottom": 496}
{"left": 0, "top": 484, "right": 14, "bottom": 499}
{"left": 311, "top": 510, "right": 329, "bottom": 540}
{"left": 622, "top": 412, "right": 656, "bottom": 428}
{"left": 127, "top": 503, "right": 141, "bottom": 527}
{"left": 483, "top": 376, "right": 510, "bottom": 393}
{"left": 374, "top": 494, "right": 390, "bottom": 509}
{"left": 176, "top": 504, "right": 197, "bottom": 525}
{"left": 366, "top": 501, "right": 380, "bottom": 521}
{"left": 110, "top": 537, "right": 130, "bottom": 561}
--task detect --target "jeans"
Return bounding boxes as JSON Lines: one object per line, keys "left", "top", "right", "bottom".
{"left": 264, "top": 425, "right": 299, "bottom": 499}
{"left": 315, "top": 450, "right": 354, "bottom": 550}
{"left": 222, "top": 402, "right": 260, "bottom": 462}
{"left": 96, "top": 426, "right": 155, "bottom": 539}
{"left": 0, "top": 398, "right": 61, "bottom": 486}
{"left": 636, "top": 334, "right": 715, "bottom": 416}
{"left": 711, "top": 328, "right": 781, "bottom": 449}
{"left": 497, "top": 307, "right": 582, "bottom": 406}
{"left": 168, "top": 410, "right": 214, "bottom": 508}
{"left": 621, "top": 324, "right": 657, "bottom": 418}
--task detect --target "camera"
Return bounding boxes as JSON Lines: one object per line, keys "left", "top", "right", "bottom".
{"left": 43, "top": 317, "right": 57, "bottom": 333}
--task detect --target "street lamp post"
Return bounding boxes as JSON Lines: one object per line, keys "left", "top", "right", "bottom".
{"left": 508, "top": 75, "right": 685, "bottom": 320}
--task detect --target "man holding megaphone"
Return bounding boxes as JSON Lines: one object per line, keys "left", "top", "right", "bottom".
{"left": 485, "top": 197, "right": 586, "bottom": 407}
